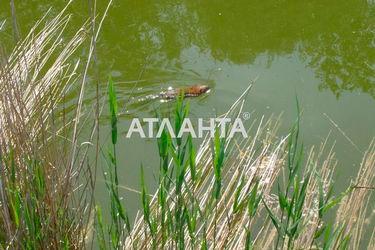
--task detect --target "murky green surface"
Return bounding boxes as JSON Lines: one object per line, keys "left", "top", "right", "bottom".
{"left": 1, "top": 1, "right": 374, "bottom": 217}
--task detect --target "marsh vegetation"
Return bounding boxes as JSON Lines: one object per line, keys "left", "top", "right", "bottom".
{"left": 0, "top": 2, "right": 374, "bottom": 249}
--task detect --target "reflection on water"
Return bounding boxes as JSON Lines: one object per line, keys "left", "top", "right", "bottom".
{"left": 96, "top": 0, "right": 374, "bottom": 98}
{"left": 1, "top": 0, "right": 374, "bottom": 230}
{"left": 1, "top": 0, "right": 373, "bottom": 99}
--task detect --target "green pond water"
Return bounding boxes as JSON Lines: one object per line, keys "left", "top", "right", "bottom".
{"left": 1, "top": 1, "right": 374, "bottom": 219}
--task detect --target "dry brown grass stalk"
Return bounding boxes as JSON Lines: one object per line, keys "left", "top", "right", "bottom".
{"left": 335, "top": 140, "right": 375, "bottom": 249}
{"left": 124, "top": 85, "right": 290, "bottom": 249}
{"left": 0, "top": 2, "right": 91, "bottom": 248}
{"left": 123, "top": 87, "right": 375, "bottom": 249}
